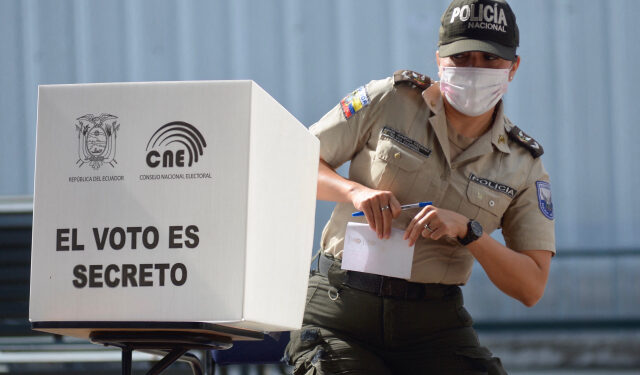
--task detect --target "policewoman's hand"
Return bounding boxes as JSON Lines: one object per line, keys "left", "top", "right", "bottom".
{"left": 404, "top": 205, "right": 469, "bottom": 246}
{"left": 348, "top": 186, "right": 401, "bottom": 239}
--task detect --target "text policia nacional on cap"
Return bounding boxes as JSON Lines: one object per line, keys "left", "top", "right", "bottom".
{"left": 450, "top": 3, "right": 509, "bottom": 32}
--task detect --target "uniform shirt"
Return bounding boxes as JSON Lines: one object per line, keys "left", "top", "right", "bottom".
{"left": 310, "top": 74, "right": 556, "bottom": 285}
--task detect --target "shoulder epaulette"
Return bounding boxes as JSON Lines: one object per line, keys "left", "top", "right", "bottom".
{"left": 508, "top": 125, "right": 544, "bottom": 158}
{"left": 393, "top": 70, "right": 432, "bottom": 91}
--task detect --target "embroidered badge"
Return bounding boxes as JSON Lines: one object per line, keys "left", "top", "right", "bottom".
{"left": 516, "top": 131, "right": 533, "bottom": 144}
{"left": 381, "top": 127, "right": 432, "bottom": 157}
{"left": 340, "top": 86, "right": 370, "bottom": 120}
{"left": 536, "top": 181, "right": 554, "bottom": 220}
{"left": 507, "top": 125, "right": 544, "bottom": 158}
{"left": 469, "top": 174, "right": 517, "bottom": 198}
{"left": 393, "top": 70, "right": 432, "bottom": 90}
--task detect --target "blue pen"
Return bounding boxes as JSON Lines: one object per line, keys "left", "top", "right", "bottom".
{"left": 351, "top": 201, "right": 432, "bottom": 217}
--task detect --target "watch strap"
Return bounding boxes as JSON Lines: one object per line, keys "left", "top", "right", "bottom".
{"left": 458, "top": 220, "right": 481, "bottom": 246}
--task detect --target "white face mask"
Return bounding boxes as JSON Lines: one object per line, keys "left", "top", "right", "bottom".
{"left": 439, "top": 67, "right": 510, "bottom": 117}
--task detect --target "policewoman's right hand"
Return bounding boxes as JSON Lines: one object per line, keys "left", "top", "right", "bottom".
{"left": 348, "top": 186, "right": 401, "bottom": 239}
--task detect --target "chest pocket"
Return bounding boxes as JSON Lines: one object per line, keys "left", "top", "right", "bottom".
{"left": 466, "top": 181, "right": 512, "bottom": 233}
{"left": 373, "top": 138, "right": 425, "bottom": 195}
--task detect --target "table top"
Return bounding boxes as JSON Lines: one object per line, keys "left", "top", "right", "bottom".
{"left": 31, "top": 321, "right": 265, "bottom": 341}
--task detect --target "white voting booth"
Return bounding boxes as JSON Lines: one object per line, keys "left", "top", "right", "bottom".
{"left": 30, "top": 80, "right": 319, "bottom": 349}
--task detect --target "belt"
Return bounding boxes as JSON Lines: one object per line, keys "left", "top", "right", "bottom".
{"left": 317, "top": 253, "right": 457, "bottom": 300}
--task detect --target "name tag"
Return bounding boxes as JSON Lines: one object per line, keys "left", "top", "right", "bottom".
{"left": 381, "top": 127, "right": 432, "bottom": 158}
{"left": 469, "top": 173, "right": 517, "bottom": 198}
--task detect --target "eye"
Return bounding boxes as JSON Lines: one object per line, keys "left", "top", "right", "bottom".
{"left": 449, "top": 52, "right": 469, "bottom": 65}
{"left": 484, "top": 53, "right": 499, "bottom": 61}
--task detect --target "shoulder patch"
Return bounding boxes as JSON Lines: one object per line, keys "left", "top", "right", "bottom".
{"left": 393, "top": 70, "right": 432, "bottom": 91}
{"left": 340, "top": 86, "right": 370, "bottom": 120}
{"left": 536, "top": 181, "right": 554, "bottom": 220}
{"left": 507, "top": 125, "right": 544, "bottom": 158}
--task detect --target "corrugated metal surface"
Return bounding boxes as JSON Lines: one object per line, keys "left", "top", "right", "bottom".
{"left": 1, "top": 3, "right": 640, "bottom": 373}
{"left": 466, "top": 251, "right": 640, "bottom": 322}
{"left": 1, "top": 0, "right": 639, "bottom": 292}
{"left": 2, "top": 0, "right": 638, "bottom": 250}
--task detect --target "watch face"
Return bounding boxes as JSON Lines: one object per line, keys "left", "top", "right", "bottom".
{"left": 470, "top": 220, "right": 483, "bottom": 237}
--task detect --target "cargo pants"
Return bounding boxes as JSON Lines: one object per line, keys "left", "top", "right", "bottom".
{"left": 284, "top": 270, "right": 507, "bottom": 374}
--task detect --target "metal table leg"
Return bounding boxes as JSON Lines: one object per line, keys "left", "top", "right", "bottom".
{"left": 90, "top": 330, "right": 232, "bottom": 375}
{"left": 122, "top": 347, "right": 132, "bottom": 375}
{"left": 146, "top": 348, "right": 188, "bottom": 375}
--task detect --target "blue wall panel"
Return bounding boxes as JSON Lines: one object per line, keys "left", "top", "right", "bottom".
{"left": 1, "top": 0, "right": 639, "bottom": 251}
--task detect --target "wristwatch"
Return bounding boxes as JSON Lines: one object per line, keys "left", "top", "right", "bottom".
{"left": 457, "top": 220, "right": 483, "bottom": 246}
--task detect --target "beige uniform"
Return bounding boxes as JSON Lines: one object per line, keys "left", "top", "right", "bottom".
{"left": 310, "top": 72, "right": 556, "bottom": 285}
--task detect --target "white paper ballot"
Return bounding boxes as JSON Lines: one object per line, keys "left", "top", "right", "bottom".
{"left": 341, "top": 222, "right": 415, "bottom": 279}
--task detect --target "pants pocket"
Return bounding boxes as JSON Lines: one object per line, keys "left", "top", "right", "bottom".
{"left": 305, "top": 278, "right": 319, "bottom": 306}
{"left": 456, "top": 305, "right": 474, "bottom": 327}
{"left": 285, "top": 327, "right": 392, "bottom": 375}
{"left": 455, "top": 346, "right": 508, "bottom": 375}
{"left": 285, "top": 327, "right": 321, "bottom": 367}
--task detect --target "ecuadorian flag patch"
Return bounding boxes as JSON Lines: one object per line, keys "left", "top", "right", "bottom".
{"left": 340, "top": 86, "right": 370, "bottom": 119}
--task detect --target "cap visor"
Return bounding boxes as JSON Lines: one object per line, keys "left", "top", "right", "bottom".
{"left": 439, "top": 39, "right": 516, "bottom": 61}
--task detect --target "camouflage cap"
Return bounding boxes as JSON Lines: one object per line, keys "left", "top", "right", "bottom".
{"left": 438, "top": 0, "right": 519, "bottom": 61}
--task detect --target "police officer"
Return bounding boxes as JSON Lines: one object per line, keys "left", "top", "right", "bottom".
{"left": 285, "top": 0, "right": 555, "bottom": 373}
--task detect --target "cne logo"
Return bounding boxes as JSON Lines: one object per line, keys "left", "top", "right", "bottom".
{"left": 145, "top": 121, "right": 207, "bottom": 168}
{"left": 76, "top": 113, "right": 120, "bottom": 169}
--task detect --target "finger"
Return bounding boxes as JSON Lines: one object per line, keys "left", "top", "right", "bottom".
{"left": 407, "top": 206, "right": 436, "bottom": 242}
{"left": 389, "top": 195, "right": 402, "bottom": 218}
{"left": 421, "top": 228, "right": 432, "bottom": 240}
{"left": 422, "top": 209, "right": 446, "bottom": 239}
{"left": 405, "top": 205, "right": 433, "bottom": 239}
{"left": 362, "top": 203, "right": 375, "bottom": 232}
{"left": 371, "top": 196, "right": 383, "bottom": 239}
{"left": 429, "top": 226, "right": 447, "bottom": 241}
{"left": 420, "top": 204, "right": 435, "bottom": 216}
{"left": 423, "top": 208, "right": 438, "bottom": 226}
{"left": 419, "top": 222, "right": 442, "bottom": 244}
{"left": 382, "top": 201, "right": 392, "bottom": 239}
{"left": 404, "top": 211, "right": 422, "bottom": 240}
{"left": 409, "top": 218, "right": 429, "bottom": 246}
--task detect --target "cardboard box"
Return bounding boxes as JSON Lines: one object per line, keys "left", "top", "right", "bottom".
{"left": 30, "top": 81, "right": 319, "bottom": 339}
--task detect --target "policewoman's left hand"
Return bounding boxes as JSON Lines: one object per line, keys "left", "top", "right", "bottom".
{"left": 404, "top": 205, "right": 469, "bottom": 246}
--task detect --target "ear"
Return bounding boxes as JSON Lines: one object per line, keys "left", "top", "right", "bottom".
{"left": 436, "top": 51, "right": 442, "bottom": 77}
{"left": 508, "top": 55, "right": 521, "bottom": 82}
